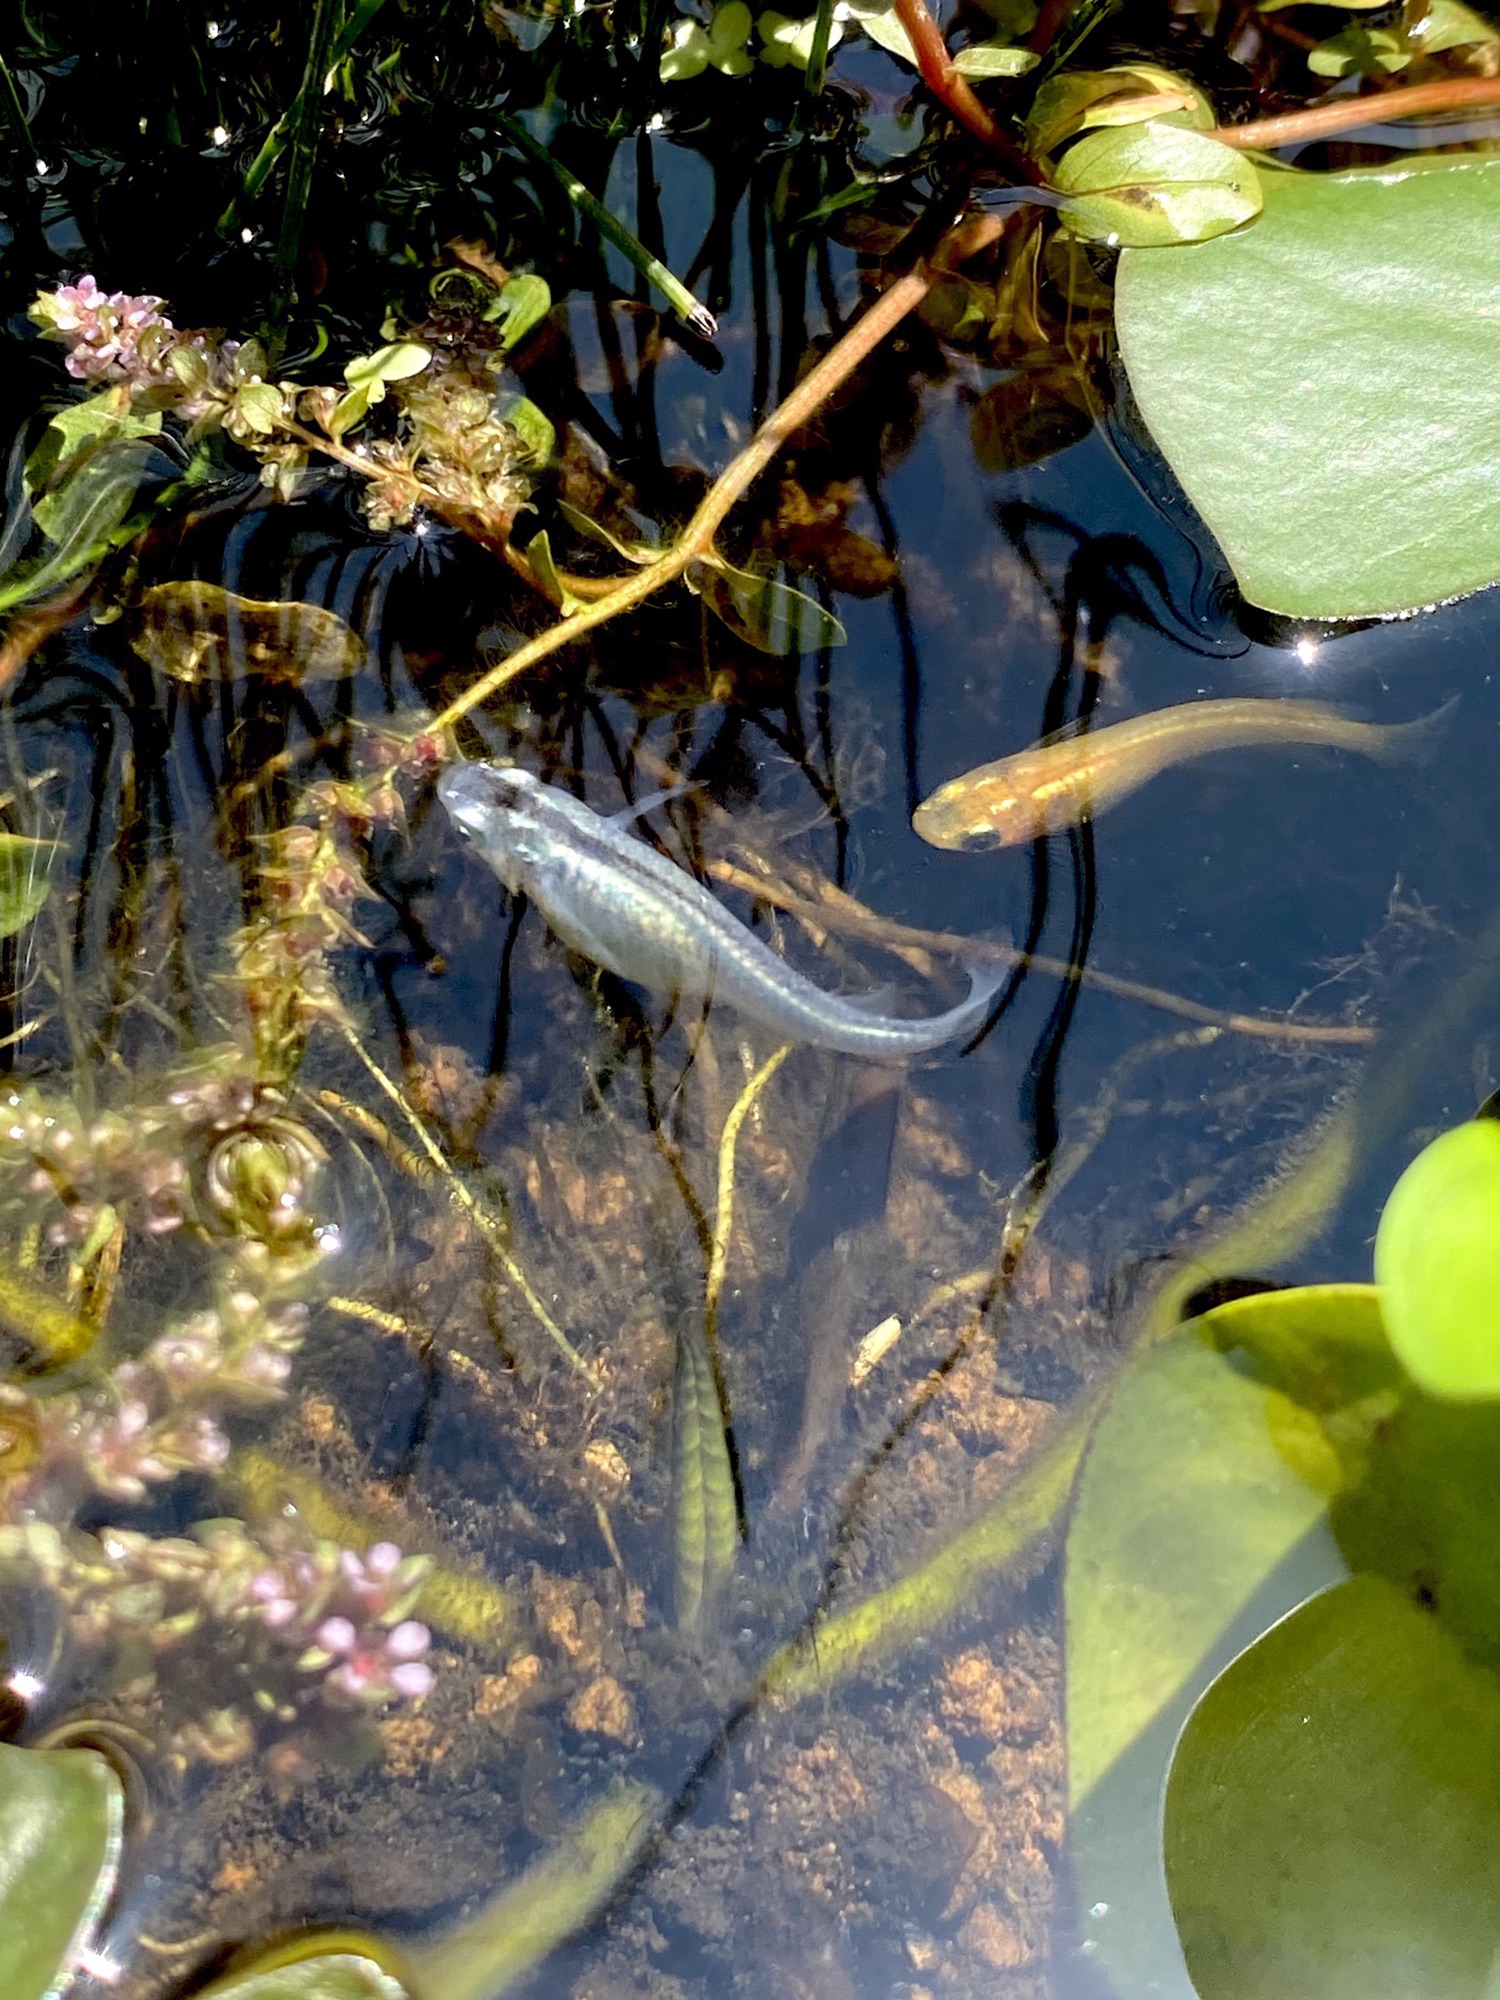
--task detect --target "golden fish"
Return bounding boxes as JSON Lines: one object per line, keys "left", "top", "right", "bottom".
{"left": 913, "top": 697, "right": 1451, "bottom": 851}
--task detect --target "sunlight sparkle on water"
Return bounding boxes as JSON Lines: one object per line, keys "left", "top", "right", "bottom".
{"left": 6, "top": 1668, "right": 44, "bottom": 1700}
{"left": 1295, "top": 637, "right": 1321, "bottom": 667}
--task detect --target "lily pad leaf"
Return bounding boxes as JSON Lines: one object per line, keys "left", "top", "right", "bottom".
{"left": 688, "top": 555, "right": 847, "bottom": 654}
{"left": 1165, "top": 1574, "right": 1500, "bottom": 1999}
{"left": 1116, "top": 154, "right": 1500, "bottom": 617}
{"left": 1054, "top": 122, "right": 1262, "bottom": 248}
{"left": 0, "top": 1739, "right": 123, "bottom": 2000}
{"left": 1374, "top": 1119, "right": 1500, "bottom": 1401}
{"left": 0, "top": 837, "right": 57, "bottom": 940}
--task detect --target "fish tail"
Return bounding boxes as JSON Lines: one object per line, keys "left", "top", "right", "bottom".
{"left": 1375, "top": 695, "right": 1460, "bottom": 766}
{"left": 952, "top": 954, "right": 1011, "bottom": 1037}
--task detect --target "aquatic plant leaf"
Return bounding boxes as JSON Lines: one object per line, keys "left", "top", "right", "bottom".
{"left": 0, "top": 836, "right": 56, "bottom": 940}
{"left": 411, "top": 1781, "right": 660, "bottom": 2000}
{"left": 24, "top": 395, "right": 162, "bottom": 497}
{"left": 332, "top": 341, "right": 432, "bottom": 438}
{"left": 1067, "top": 1321, "right": 1345, "bottom": 1812}
{"left": 1024, "top": 63, "right": 1213, "bottom": 157}
{"left": 1307, "top": 23, "right": 1409, "bottom": 75}
{"left": 1116, "top": 154, "right": 1500, "bottom": 616}
{"left": 1374, "top": 1119, "right": 1500, "bottom": 1399}
{"left": 499, "top": 395, "right": 556, "bottom": 467}
{"left": 1055, "top": 122, "right": 1262, "bottom": 248}
{"left": 689, "top": 555, "right": 847, "bottom": 654}
{"left": 673, "top": 1318, "right": 739, "bottom": 1630}
{"left": 951, "top": 38, "right": 1038, "bottom": 74}
{"left": 0, "top": 1740, "right": 123, "bottom": 2000}
{"left": 1164, "top": 1574, "right": 1500, "bottom": 1999}
{"left": 0, "top": 440, "right": 158, "bottom": 613}
{"left": 844, "top": 0, "right": 919, "bottom": 65}
{"left": 1409, "top": 0, "right": 1500, "bottom": 52}
{"left": 128, "top": 582, "right": 365, "bottom": 683}
{"left": 484, "top": 273, "right": 551, "bottom": 349}
{"left": 556, "top": 500, "right": 661, "bottom": 565}
{"left": 197, "top": 1957, "right": 410, "bottom": 2000}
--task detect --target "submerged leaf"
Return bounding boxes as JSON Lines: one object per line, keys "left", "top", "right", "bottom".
{"left": 0, "top": 1740, "right": 123, "bottom": 2000}
{"left": 1306, "top": 23, "right": 1409, "bottom": 76}
{"left": 128, "top": 582, "right": 365, "bottom": 684}
{"left": 1116, "top": 154, "right": 1500, "bottom": 617}
{"left": 688, "top": 554, "right": 847, "bottom": 654}
{"left": 0, "top": 439, "right": 159, "bottom": 613}
{"left": 1374, "top": 1120, "right": 1500, "bottom": 1400}
{"left": 0, "top": 837, "right": 56, "bottom": 940}
{"left": 673, "top": 1317, "right": 738, "bottom": 1630}
{"left": 1165, "top": 1575, "right": 1500, "bottom": 1999}
{"left": 951, "top": 38, "right": 1037, "bottom": 74}
{"left": 198, "top": 1957, "right": 411, "bottom": 2000}
{"left": 484, "top": 273, "right": 552, "bottom": 349}
{"left": 1025, "top": 62, "right": 1213, "bottom": 158}
{"left": 1055, "top": 121, "right": 1262, "bottom": 248}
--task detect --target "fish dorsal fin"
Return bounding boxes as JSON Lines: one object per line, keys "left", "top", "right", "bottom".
{"left": 609, "top": 781, "right": 702, "bottom": 830}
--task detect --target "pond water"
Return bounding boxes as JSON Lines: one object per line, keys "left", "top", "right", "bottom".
{"left": 2, "top": 8, "right": 1499, "bottom": 1999}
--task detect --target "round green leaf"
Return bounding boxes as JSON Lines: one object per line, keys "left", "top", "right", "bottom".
{"left": 1166, "top": 1574, "right": 1500, "bottom": 2000}
{"left": 0, "top": 837, "right": 55, "bottom": 940}
{"left": 343, "top": 342, "right": 432, "bottom": 389}
{"left": 1375, "top": 1120, "right": 1500, "bottom": 1399}
{"left": 0, "top": 1740, "right": 123, "bottom": 2000}
{"left": 1055, "top": 122, "right": 1262, "bottom": 249}
{"left": 1117, "top": 154, "right": 1500, "bottom": 617}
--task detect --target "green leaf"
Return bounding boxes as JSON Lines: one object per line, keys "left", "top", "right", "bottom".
{"left": 1025, "top": 62, "right": 1214, "bottom": 157}
{"left": 231, "top": 382, "right": 286, "bottom": 437}
{"left": 343, "top": 341, "right": 432, "bottom": 389}
{"left": 483, "top": 273, "right": 551, "bottom": 349}
{"left": 197, "top": 1957, "right": 410, "bottom": 2000}
{"left": 328, "top": 384, "right": 375, "bottom": 440}
{"left": 522, "top": 530, "right": 586, "bottom": 615}
{"left": 758, "top": 9, "right": 830, "bottom": 66}
{"left": 951, "top": 37, "right": 1037, "bottom": 74}
{"left": 25, "top": 396, "right": 162, "bottom": 497}
{"left": 845, "top": 0, "right": 918, "bottom": 64}
{"left": 673, "top": 1318, "right": 738, "bottom": 1630}
{"left": 0, "top": 837, "right": 56, "bottom": 938}
{"left": 1055, "top": 122, "right": 1262, "bottom": 248}
{"left": 0, "top": 1740, "right": 123, "bottom": 2000}
{"left": 0, "top": 440, "right": 159, "bottom": 613}
{"left": 1068, "top": 1319, "right": 1349, "bottom": 1814}
{"left": 661, "top": 19, "right": 711, "bottom": 81}
{"left": 556, "top": 500, "right": 661, "bottom": 565}
{"left": 500, "top": 395, "right": 555, "bottom": 467}
{"left": 1115, "top": 154, "right": 1500, "bottom": 617}
{"left": 1375, "top": 1120, "right": 1500, "bottom": 1400}
{"left": 1307, "top": 23, "right": 1410, "bottom": 74}
{"left": 689, "top": 554, "right": 847, "bottom": 653}
{"left": 411, "top": 1782, "right": 660, "bottom": 2000}
{"left": 1066, "top": 1290, "right": 1399, "bottom": 1994}
{"left": 1165, "top": 1575, "right": 1500, "bottom": 2000}
{"left": 1410, "top": 0, "right": 1499, "bottom": 52}
{"left": 706, "top": 0, "right": 756, "bottom": 70}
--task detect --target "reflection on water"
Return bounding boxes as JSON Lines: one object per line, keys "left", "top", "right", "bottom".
{"left": 1, "top": 70, "right": 1499, "bottom": 2000}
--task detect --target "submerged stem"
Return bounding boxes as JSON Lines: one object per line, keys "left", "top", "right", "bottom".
{"left": 1212, "top": 75, "right": 1500, "bottom": 150}
{"left": 497, "top": 111, "right": 717, "bottom": 336}
{"left": 338, "top": 1022, "right": 601, "bottom": 1383}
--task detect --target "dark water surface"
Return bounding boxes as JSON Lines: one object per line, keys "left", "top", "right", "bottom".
{"left": 1, "top": 18, "right": 1499, "bottom": 1999}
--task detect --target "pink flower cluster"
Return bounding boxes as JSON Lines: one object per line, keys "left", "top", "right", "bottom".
{"left": 28, "top": 275, "right": 179, "bottom": 384}
{"left": 247, "top": 1538, "right": 434, "bottom": 1705}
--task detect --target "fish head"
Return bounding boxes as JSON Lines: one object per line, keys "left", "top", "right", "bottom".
{"left": 912, "top": 779, "right": 1030, "bottom": 852}
{"left": 438, "top": 762, "right": 557, "bottom": 883}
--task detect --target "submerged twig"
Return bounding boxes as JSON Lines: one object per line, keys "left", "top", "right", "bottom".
{"left": 338, "top": 1022, "right": 602, "bottom": 1383}
{"left": 707, "top": 858, "right": 1375, "bottom": 1046}
{"left": 705, "top": 1044, "right": 791, "bottom": 1325}
{"left": 1212, "top": 76, "right": 1500, "bottom": 150}
{"left": 497, "top": 111, "right": 718, "bottom": 337}
{"left": 425, "top": 226, "right": 1003, "bottom": 736}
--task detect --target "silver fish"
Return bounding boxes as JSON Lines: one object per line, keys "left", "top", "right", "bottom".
{"left": 438, "top": 763, "right": 1002, "bottom": 1057}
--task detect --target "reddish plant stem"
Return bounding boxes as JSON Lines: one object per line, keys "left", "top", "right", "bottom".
{"left": 1213, "top": 74, "right": 1500, "bottom": 149}
{"left": 891, "top": 0, "right": 1037, "bottom": 175}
